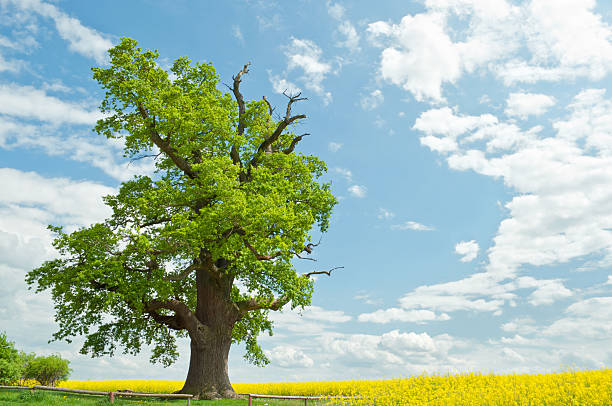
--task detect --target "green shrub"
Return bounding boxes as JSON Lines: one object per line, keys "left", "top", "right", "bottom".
{"left": 23, "top": 354, "right": 72, "bottom": 387}
{"left": 0, "top": 331, "right": 22, "bottom": 385}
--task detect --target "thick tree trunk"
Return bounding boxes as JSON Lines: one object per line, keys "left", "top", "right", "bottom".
{"left": 178, "top": 328, "right": 238, "bottom": 399}
{"left": 176, "top": 267, "right": 241, "bottom": 399}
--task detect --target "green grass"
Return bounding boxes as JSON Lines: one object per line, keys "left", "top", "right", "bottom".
{"left": 0, "top": 389, "right": 331, "bottom": 405}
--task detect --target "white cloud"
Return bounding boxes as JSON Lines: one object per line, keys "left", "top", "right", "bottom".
{"left": 502, "top": 0, "right": 612, "bottom": 84}
{"left": 266, "top": 346, "right": 314, "bottom": 368}
{"left": 360, "top": 89, "right": 384, "bottom": 110}
{"left": 505, "top": 92, "right": 557, "bottom": 119}
{"left": 232, "top": 25, "right": 244, "bottom": 43}
{"left": 283, "top": 37, "right": 332, "bottom": 99}
{"left": 606, "top": 275, "right": 612, "bottom": 285}
{"left": 334, "top": 167, "right": 353, "bottom": 182}
{"left": 501, "top": 317, "right": 538, "bottom": 335}
{"left": 348, "top": 184, "right": 367, "bottom": 198}
{"left": 0, "top": 83, "right": 103, "bottom": 125}
{"left": 514, "top": 277, "right": 573, "bottom": 306}
{"left": 368, "top": 0, "right": 612, "bottom": 101}
{"left": 391, "top": 221, "right": 434, "bottom": 231}
{"left": 270, "top": 305, "right": 351, "bottom": 335}
{"left": 354, "top": 292, "right": 383, "bottom": 306}
{"left": 377, "top": 208, "right": 395, "bottom": 220}
{"left": 268, "top": 73, "right": 301, "bottom": 95}
{"left": 0, "top": 117, "right": 157, "bottom": 182}
{"left": 327, "top": 2, "right": 360, "bottom": 52}
{"left": 415, "top": 90, "right": 612, "bottom": 282}
{"left": 320, "top": 330, "right": 456, "bottom": 370}
{"left": 501, "top": 347, "right": 525, "bottom": 362}
{"left": 543, "top": 297, "right": 612, "bottom": 339}
{"left": 367, "top": 13, "right": 462, "bottom": 102}
{"left": 358, "top": 308, "right": 450, "bottom": 323}
{"left": 0, "top": 168, "right": 114, "bottom": 228}
{"left": 328, "top": 142, "right": 343, "bottom": 152}
{"left": 455, "top": 240, "right": 479, "bottom": 262}
{"left": 8, "top": 0, "right": 113, "bottom": 64}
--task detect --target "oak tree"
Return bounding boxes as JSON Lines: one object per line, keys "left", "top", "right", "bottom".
{"left": 27, "top": 38, "right": 337, "bottom": 399}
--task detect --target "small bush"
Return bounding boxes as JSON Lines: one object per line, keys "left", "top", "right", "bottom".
{"left": 23, "top": 354, "right": 72, "bottom": 387}
{"left": 0, "top": 331, "right": 22, "bottom": 385}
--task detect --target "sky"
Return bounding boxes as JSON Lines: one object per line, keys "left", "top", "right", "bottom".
{"left": 0, "top": 0, "right": 611, "bottom": 383}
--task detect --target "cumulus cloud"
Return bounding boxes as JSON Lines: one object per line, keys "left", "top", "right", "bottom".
{"left": 348, "top": 184, "right": 367, "bottom": 198}
{"left": 415, "top": 89, "right": 612, "bottom": 279}
{"left": 266, "top": 346, "right": 314, "bottom": 368}
{"left": 334, "top": 167, "right": 353, "bottom": 182}
{"left": 0, "top": 117, "right": 157, "bottom": 182}
{"left": 7, "top": 0, "right": 113, "bottom": 64}
{"left": 391, "top": 221, "right": 434, "bottom": 231}
{"left": 320, "top": 330, "right": 456, "bottom": 370}
{"left": 367, "top": 0, "right": 612, "bottom": 101}
{"left": 270, "top": 305, "right": 351, "bottom": 335}
{"left": 268, "top": 73, "right": 301, "bottom": 95}
{"left": 358, "top": 308, "right": 450, "bottom": 324}
{"left": 281, "top": 37, "right": 333, "bottom": 103}
{"left": 543, "top": 297, "right": 612, "bottom": 339}
{"left": 505, "top": 92, "right": 557, "bottom": 119}
{"left": 0, "top": 83, "right": 103, "bottom": 125}
{"left": 455, "top": 240, "right": 479, "bottom": 262}
{"left": 327, "top": 2, "right": 360, "bottom": 52}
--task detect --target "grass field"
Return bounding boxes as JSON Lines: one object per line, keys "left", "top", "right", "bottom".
{"left": 2, "top": 368, "right": 610, "bottom": 405}
{"left": 0, "top": 389, "right": 328, "bottom": 406}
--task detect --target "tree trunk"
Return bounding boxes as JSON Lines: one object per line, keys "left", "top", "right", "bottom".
{"left": 176, "top": 267, "right": 241, "bottom": 400}
{"left": 178, "top": 328, "right": 238, "bottom": 399}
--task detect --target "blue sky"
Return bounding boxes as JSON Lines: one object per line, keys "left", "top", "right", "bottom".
{"left": 1, "top": 0, "right": 611, "bottom": 383}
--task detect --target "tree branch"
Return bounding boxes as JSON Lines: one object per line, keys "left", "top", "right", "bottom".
{"left": 283, "top": 133, "right": 309, "bottom": 154}
{"left": 243, "top": 239, "right": 282, "bottom": 261}
{"left": 236, "top": 265, "right": 343, "bottom": 314}
{"left": 136, "top": 103, "right": 198, "bottom": 179}
{"left": 262, "top": 96, "right": 274, "bottom": 117}
{"left": 250, "top": 92, "right": 307, "bottom": 168}
{"left": 144, "top": 299, "right": 205, "bottom": 333}
{"left": 128, "top": 151, "right": 163, "bottom": 166}
{"left": 303, "top": 266, "right": 344, "bottom": 278}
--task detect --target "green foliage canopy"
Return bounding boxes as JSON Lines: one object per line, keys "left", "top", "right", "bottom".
{"left": 27, "top": 38, "right": 337, "bottom": 367}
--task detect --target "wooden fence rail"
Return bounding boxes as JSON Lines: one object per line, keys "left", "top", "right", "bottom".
{"left": 0, "top": 385, "right": 193, "bottom": 405}
{"left": 244, "top": 393, "right": 362, "bottom": 405}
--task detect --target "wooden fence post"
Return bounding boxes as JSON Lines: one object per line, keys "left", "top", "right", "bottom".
{"left": 248, "top": 394, "right": 252, "bottom": 406}
{"left": 108, "top": 391, "right": 114, "bottom": 403}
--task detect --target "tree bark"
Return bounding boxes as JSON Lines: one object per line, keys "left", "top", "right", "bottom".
{"left": 178, "top": 327, "right": 238, "bottom": 399}
{"left": 176, "top": 268, "right": 241, "bottom": 400}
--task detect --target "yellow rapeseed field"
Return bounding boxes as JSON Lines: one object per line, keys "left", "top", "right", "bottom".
{"left": 60, "top": 368, "right": 612, "bottom": 405}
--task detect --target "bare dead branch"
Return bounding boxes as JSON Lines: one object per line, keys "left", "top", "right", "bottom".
{"left": 303, "top": 236, "right": 322, "bottom": 254}
{"left": 294, "top": 253, "right": 317, "bottom": 261}
{"left": 283, "top": 133, "right": 309, "bottom": 154}
{"left": 304, "top": 266, "right": 344, "bottom": 278}
{"left": 263, "top": 96, "right": 274, "bottom": 117}
{"left": 128, "top": 152, "right": 163, "bottom": 166}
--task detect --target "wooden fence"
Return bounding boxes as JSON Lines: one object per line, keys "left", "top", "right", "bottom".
{"left": 0, "top": 385, "right": 193, "bottom": 404}
{"left": 244, "top": 393, "right": 361, "bottom": 405}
